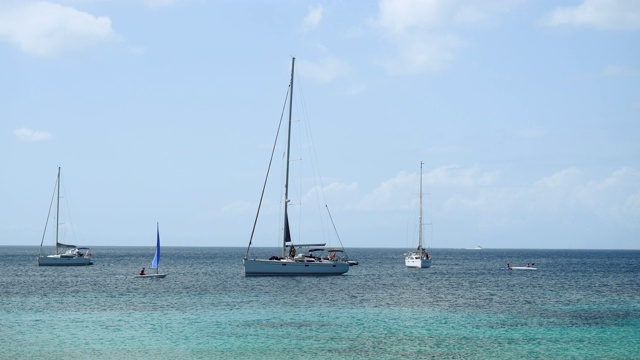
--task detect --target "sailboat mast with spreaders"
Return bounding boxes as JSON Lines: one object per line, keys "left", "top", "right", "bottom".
{"left": 405, "top": 161, "right": 432, "bottom": 268}
{"left": 242, "top": 57, "right": 350, "bottom": 276}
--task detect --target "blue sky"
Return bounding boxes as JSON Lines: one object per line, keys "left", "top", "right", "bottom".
{"left": 1, "top": 0, "right": 638, "bottom": 249}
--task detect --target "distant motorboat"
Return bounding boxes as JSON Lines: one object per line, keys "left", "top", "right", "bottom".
{"left": 467, "top": 245, "right": 483, "bottom": 250}
{"left": 501, "top": 263, "right": 537, "bottom": 271}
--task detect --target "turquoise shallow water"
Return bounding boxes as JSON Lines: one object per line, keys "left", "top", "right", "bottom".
{"left": 1, "top": 247, "right": 639, "bottom": 359}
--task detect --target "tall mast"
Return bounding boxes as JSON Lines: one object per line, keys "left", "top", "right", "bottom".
{"left": 419, "top": 161, "right": 423, "bottom": 252}
{"left": 282, "top": 57, "right": 295, "bottom": 258}
{"left": 55, "top": 166, "right": 61, "bottom": 255}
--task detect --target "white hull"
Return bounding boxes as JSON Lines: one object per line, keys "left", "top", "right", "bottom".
{"left": 134, "top": 274, "right": 167, "bottom": 278}
{"left": 405, "top": 257, "right": 432, "bottom": 268}
{"left": 243, "top": 258, "right": 349, "bottom": 276}
{"left": 510, "top": 266, "right": 537, "bottom": 271}
{"left": 37, "top": 255, "right": 92, "bottom": 266}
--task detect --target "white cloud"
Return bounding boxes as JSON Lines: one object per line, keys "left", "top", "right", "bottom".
{"left": 376, "top": 0, "right": 513, "bottom": 31}
{"left": 356, "top": 170, "right": 416, "bottom": 211}
{"left": 534, "top": 167, "right": 581, "bottom": 188}
{"left": 602, "top": 65, "right": 640, "bottom": 77}
{"left": 375, "top": 32, "right": 463, "bottom": 74}
{"left": 300, "top": 182, "right": 358, "bottom": 210}
{"left": 574, "top": 167, "right": 640, "bottom": 228}
{"left": 321, "top": 181, "right": 359, "bottom": 197}
{"left": 0, "top": 1, "right": 115, "bottom": 56}
{"left": 355, "top": 165, "right": 500, "bottom": 211}
{"left": 302, "top": 4, "right": 324, "bottom": 33}
{"left": 376, "top": 0, "right": 443, "bottom": 33}
{"left": 444, "top": 167, "right": 640, "bottom": 230}
{"left": 544, "top": 0, "right": 640, "bottom": 30}
{"left": 297, "top": 57, "right": 349, "bottom": 83}
{"left": 14, "top": 127, "right": 52, "bottom": 142}
{"left": 356, "top": 166, "right": 640, "bottom": 236}
{"left": 372, "top": 0, "right": 519, "bottom": 74}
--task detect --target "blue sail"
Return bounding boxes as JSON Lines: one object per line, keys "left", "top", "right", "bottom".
{"left": 151, "top": 223, "right": 160, "bottom": 269}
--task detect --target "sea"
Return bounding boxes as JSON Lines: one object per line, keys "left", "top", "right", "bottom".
{"left": 1, "top": 246, "right": 638, "bottom": 359}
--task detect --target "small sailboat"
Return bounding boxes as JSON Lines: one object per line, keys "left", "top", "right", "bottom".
{"left": 242, "top": 57, "right": 350, "bottom": 276}
{"left": 404, "top": 161, "right": 432, "bottom": 269}
{"left": 135, "top": 222, "right": 167, "bottom": 278}
{"left": 37, "top": 167, "right": 93, "bottom": 266}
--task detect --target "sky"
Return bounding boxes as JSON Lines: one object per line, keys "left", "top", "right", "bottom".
{"left": 1, "top": 0, "right": 639, "bottom": 250}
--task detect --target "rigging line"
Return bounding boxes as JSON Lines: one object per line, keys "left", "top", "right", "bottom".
{"left": 296, "top": 74, "right": 331, "bottom": 243}
{"left": 38, "top": 175, "right": 59, "bottom": 257}
{"left": 325, "top": 205, "right": 347, "bottom": 255}
{"left": 245, "top": 84, "right": 291, "bottom": 259}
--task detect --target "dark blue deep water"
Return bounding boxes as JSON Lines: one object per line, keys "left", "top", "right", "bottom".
{"left": 1, "top": 247, "right": 639, "bottom": 359}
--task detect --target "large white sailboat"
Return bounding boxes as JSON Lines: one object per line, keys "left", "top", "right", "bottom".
{"left": 243, "top": 57, "right": 350, "bottom": 276}
{"left": 405, "top": 161, "right": 432, "bottom": 269}
{"left": 37, "top": 167, "right": 93, "bottom": 266}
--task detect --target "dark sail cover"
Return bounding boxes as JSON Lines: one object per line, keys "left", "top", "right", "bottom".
{"left": 284, "top": 215, "right": 291, "bottom": 243}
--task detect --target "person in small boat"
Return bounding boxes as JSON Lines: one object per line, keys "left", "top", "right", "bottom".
{"left": 506, "top": 263, "right": 512, "bottom": 270}
{"left": 139, "top": 267, "right": 146, "bottom": 275}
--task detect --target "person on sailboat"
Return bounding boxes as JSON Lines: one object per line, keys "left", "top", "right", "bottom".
{"left": 139, "top": 267, "right": 146, "bottom": 276}
{"left": 289, "top": 245, "right": 296, "bottom": 258}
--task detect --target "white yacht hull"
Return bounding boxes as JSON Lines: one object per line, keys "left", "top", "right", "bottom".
{"left": 243, "top": 258, "right": 349, "bottom": 276}
{"left": 37, "top": 255, "right": 92, "bottom": 266}
{"left": 405, "top": 256, "right": 431, "bottom": 268}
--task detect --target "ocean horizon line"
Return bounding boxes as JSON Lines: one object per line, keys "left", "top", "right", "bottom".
{"left": 3, "top": 245, "right": 639, "bottom": 251}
